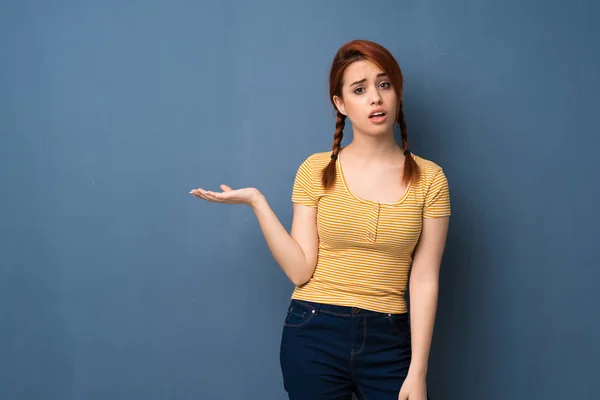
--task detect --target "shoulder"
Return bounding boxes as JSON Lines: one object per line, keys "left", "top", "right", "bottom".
{"left": 412, "top": 154, "right": 451, "bottom": 215}
{"left": 291, "top": 151, "right": 331, "bottom": 203}
{"left": 413, "top": 154, "right": 444, "bottom": 173}
{"left": 300, "top": 151, "right": 332, "bottom": 169}
{"left": 412, "top": 154, "right": 449, "bottom": 186}
{"left": 294, "top": 151, "right": 332, "bottom": 177}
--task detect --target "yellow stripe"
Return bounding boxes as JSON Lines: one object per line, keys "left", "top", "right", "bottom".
{"left": 290, "top": 151, "right": 451, "bottom": 314}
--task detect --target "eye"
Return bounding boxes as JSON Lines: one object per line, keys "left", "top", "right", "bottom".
{"left": 380, "top": 81, "right": 391, "bottom": 89}
{"left": 353, "top": 87, "right": 365, "bottom": 94}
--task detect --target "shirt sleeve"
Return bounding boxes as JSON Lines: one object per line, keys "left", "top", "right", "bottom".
{"left": 423, "top": 168, "right": 451, "bottom": 218}
{"left": 291, "top": 156, "right": 317, "bottom": 207}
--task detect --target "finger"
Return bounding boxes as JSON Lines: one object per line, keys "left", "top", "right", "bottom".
{"left": 220, "top": 184, "right": 232, "bottom": 192}
{"left": 196, "top": 192, "right": 214, "bottom": 202}
{"left": 206, "top": 188, "right": 230, "bottom": 197}
{"left": 204, "top": 190, "right": 229, "bottom": 203}
{"left": 191, "top": 189, "right": 217, "bottom": 202}
{"left": 204, "top": 190, "right": 220, "bottom": 198}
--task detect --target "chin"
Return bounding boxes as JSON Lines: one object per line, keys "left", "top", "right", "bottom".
{"left": 352, "top": 117, "right": 395, "bottom": 137}
{"left": 362, "top": 123, "right": 394, "bottom": 137}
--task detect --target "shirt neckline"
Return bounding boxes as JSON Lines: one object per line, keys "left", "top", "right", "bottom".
{"left": 336, "top": 149, "right": 412, "bottom": 206}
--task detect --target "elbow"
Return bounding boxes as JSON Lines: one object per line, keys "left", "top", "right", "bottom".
{"left": 289, "top": 266, "right": 314, "bottom": 287}
{"left": 410, "top": 261, "right": 441, "bottom": 285}
{"left": 290, "top": 274, "right": 311, "bottom": 287}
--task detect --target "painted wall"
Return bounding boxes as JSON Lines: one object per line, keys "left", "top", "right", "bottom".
{"left": 1, "top": 1, "right": 598, "bottom": 398}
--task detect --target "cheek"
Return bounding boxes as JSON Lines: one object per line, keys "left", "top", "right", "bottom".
{"left": 384, "top": 91, "right": 398, "bottom": 108}
{"left": 342, "top": 97, "right": 366, "bottom": 119}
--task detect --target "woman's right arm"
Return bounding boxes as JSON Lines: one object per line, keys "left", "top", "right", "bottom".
{"left": 251, "top": 191, "right": 318, "bottom": 286}
{"left": 191, "top": 184, "right": 318, "bottom": 285}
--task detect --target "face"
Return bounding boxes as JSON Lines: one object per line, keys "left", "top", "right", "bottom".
{"left": 333, "top": 60, "right": 398, "bottom": 137}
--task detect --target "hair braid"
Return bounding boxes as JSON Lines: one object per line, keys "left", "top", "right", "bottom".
{"left": 398, "top": 101, "right": 420, "bottom": 186}
{"left": 322, "top": 111, "right": 346, "bottom": 188}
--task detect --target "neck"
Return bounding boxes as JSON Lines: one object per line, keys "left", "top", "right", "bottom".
{"left": 344, "top": 129, "right": 402, "bottom": 161}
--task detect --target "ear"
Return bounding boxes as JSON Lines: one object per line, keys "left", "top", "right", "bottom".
{"left": 333, "top": 95, "right": 347, "bottom": 116}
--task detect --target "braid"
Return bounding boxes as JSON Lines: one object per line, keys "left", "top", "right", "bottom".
{"left": 398, "top": 101, "right": 420, "bottom": 186}
{"left": 322, "top": 111, "right": 346, "bottom": 188}
{"left": 398, "top": 103, "right": 409, "bottom": 151}
{"left": 332, "top": 112, "right": 345, "bottom": 157}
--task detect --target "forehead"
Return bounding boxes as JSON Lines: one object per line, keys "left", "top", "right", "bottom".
{"left": 343, "top": 60, "right": 385, "bottom": 84}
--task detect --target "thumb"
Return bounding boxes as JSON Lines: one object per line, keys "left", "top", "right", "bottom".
{"left": 220, "top": 184, "right": 232, "bottom": 192}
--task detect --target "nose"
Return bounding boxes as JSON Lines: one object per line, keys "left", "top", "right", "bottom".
{"left": 369, "top": 89, "right": 382, "bottom": 105}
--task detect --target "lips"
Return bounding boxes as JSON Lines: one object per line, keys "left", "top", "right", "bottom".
{"left": 368, "top": 108, "right": 388, "bottom": 124}
{"left": 369, "top": 109, "right": 387, "bottom": 118}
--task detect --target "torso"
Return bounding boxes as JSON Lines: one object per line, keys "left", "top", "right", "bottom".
{"left": 289, "top": 150, "right": 451, "bottom": 314}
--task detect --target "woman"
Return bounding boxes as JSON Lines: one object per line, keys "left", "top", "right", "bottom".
{"left": 191, "top": 39, "right": 450, "bottom": 400}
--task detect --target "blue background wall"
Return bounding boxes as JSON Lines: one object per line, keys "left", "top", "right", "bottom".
{"left": 1, "top": 1, "right": 598, "bottom": 399}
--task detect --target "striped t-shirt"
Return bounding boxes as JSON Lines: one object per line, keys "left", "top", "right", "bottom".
{"left": 290, "top": 151, "right": 451, "bottom": 314}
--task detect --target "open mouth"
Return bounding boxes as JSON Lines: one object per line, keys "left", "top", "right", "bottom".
{"left": 369, "top": 111, "right": 387, "bottom": 118}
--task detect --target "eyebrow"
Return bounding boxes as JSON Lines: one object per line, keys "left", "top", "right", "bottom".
{"left": 349, "top": 73, "right": 388, "bottom": 87}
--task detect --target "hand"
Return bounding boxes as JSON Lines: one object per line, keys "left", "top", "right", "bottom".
{"left": 398, "top": 373, "right": 427, "bottom": 400}
{"left": 190, "top": 184, "right": 262, "bottom": 207}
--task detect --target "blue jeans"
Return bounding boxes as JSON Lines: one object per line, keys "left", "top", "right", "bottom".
{"left": 280, "top": 299, "right": 430, "bottom": 400}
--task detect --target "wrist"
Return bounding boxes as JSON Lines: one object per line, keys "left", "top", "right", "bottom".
{"left": 407, "top": 364, "right": 428, "bottom": 379}
{"left": 249, "top": 189, "right": 265, "bottom": 209}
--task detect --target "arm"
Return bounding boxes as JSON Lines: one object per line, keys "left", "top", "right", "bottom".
{"left": 251, "top": 192, "right": 318, "bottom": 286}
{"left": 407, "top": 215, "right": 449, "bottom": 378}
{"left": 192, "top": 156, "right": 319, "bottom": 286}
{"left": 193, "top": 186, "right": 319, "bottom": 286}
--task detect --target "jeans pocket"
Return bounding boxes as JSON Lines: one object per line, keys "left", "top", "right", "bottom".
{"left": 387, "top": 312, "right": 410, "bottom": 333}
{"left": 284, "top": 300, "right": 316, "bottom": 328}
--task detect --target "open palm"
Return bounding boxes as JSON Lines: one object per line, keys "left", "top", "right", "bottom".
{"left": 190, "top": 184, "right": 260, "bottom": 206}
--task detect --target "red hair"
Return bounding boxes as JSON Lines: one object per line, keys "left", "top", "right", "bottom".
{"left": 321, "top": 39, "right": 420, "bottom": 188}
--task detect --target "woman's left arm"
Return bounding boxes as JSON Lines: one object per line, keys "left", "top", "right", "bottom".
{"left": 407, "top": 215, "right": 450, "bottom": 378}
